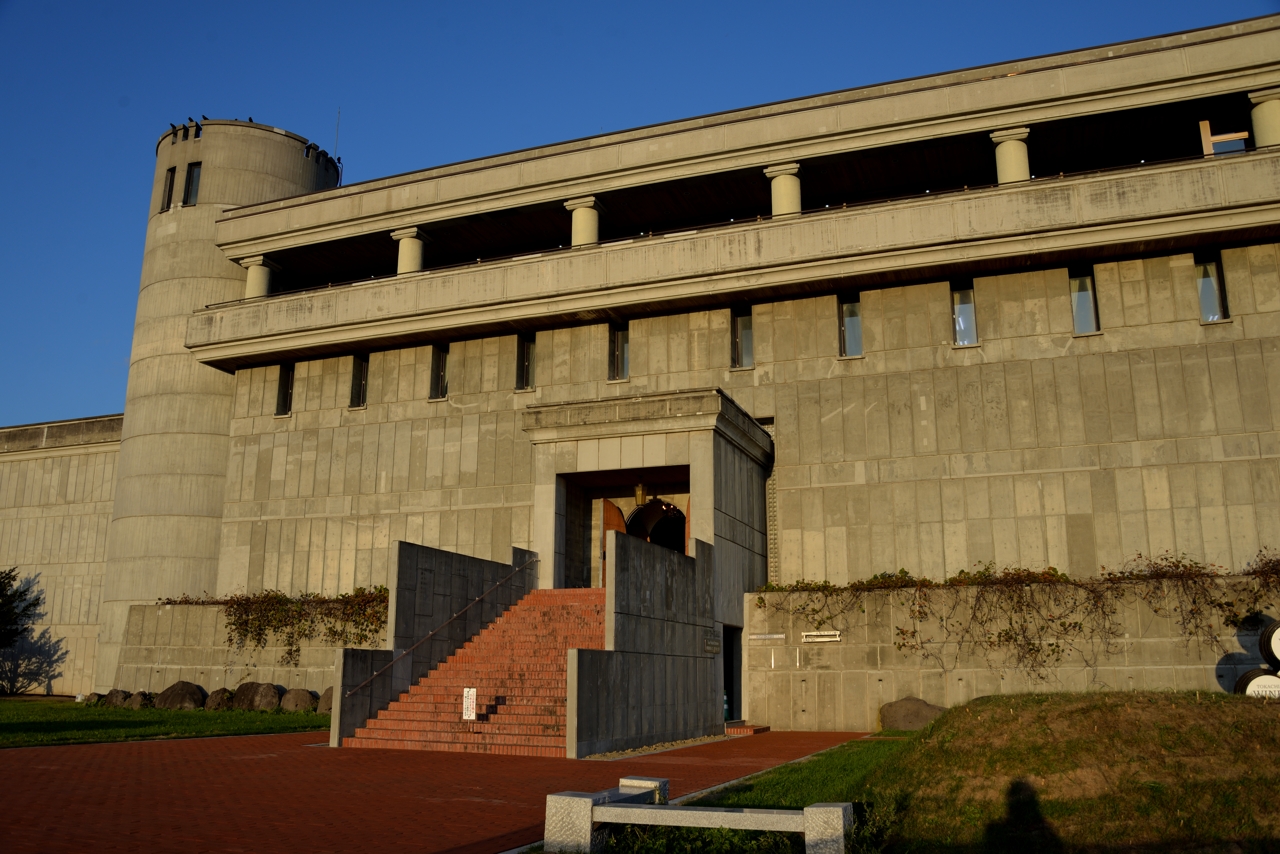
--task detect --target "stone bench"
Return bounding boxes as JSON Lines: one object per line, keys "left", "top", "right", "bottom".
{"left": 545, "top": 776, "right": 852, "bottom": 853}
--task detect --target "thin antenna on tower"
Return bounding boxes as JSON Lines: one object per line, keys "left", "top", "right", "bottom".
{"left": 334, "top": 107, "right": 341, "bottom": 159}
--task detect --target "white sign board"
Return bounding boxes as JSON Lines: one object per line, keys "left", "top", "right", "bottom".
{"left": 462, "top": 687, "right": 477, "bottom": 721}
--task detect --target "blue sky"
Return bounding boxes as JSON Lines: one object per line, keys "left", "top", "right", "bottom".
{"left": 0, "top": 0, "right": 1276, "bottom": 425}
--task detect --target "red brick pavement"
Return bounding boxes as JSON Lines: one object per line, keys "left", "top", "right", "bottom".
{"left": 1, "top": 729, "right": 862, "bottom": 854}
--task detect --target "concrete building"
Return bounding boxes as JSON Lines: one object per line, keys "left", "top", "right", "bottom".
{"left": 4, "top": 16, "right": 1280, "bottom": 747}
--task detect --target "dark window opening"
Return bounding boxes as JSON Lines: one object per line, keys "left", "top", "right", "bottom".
{"left": 515, "top": 333, "right": 535, "bottom": 390}
{"left": 839, "top": 295, "right": 863, "bottom": 357}
{"left": 349, "top": 354, "right": 369, "bottom": 408}
{"left": 193, "top": 123, "right": 202, "bottom": 139}
{"left": 1068, "top": 265, "right": 1100, "bottom": 334}
{"left": 275, "top": 363, "right": 295, "bottom": 416}
{"left": 608, "top": 324, "right": 629, "bottom": 381}
{"left": 1028, "top": 93, "right": 1253, "bottom": 178}
{"left": 160, "top": 167, "right": 176, "bottom": 212}
{"left": 1194, "top": 251, "right": 1228, "bottom": 322}
{"left": 182, "top": 162, "right": 202, "bottom": 206}
{"left": 731, "top": 306, "right": 754, "bottom": 368}
{"left": 181, "top": 125, "right": 189, "bottom": 141}
{"left": 430, "top": 344, "right": 449, "bottom": 399}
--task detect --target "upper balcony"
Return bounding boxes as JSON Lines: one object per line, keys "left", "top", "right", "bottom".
{"left": 187, "top": 148, "right": 1280, "bottom": 370}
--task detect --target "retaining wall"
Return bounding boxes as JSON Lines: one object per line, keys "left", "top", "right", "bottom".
{"left": 746, "top": 585, "right": 1277, "bottom": 732}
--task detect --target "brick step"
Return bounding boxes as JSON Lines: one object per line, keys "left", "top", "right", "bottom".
{"left": 351, "top": 726, "right": 567, "bottom": 747}
{"left": 362, "top": 719, "right": 565, "bottom": 737}
{"left": 373, "top": 706, "right": 565, "bottom": 722}
{"left": 407, "top": 679, "right": 567, "bottom": 692}
{"left": 343, "top": 736, "right": 566, "bottom": 757}
{"left": 390, "top": 698, "right": 564, "bottom": 713}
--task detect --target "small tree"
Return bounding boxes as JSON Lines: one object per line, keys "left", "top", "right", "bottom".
{"left": 0, "top": 569, "right": 65, "bottom": 694}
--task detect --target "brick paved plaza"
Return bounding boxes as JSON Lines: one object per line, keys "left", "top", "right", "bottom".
{"left": 1, "top": 730, "right": 859, "bottom": 853}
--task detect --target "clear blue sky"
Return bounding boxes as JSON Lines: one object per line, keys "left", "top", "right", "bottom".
{"left": 0, "top": 0, "right": 1276, "bottom": 425}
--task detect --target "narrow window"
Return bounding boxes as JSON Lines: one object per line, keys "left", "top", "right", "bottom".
{"left": 952, "top": 282, "right": 978, "bottom": 346}
{"left": 181, "top": 162, "right": 202, "bottom": 206}
{"left": 839, "top": 295, "right": 863, "bottom": 357}
{"left": 515, "top": 333, "right": 535, "bottom": 390}
{"left": 430, "top": 344, "right": 449, "bottom": 399}
{"left": 349, "top": 354, "right": 369, "bottom": 408}
{"left": 181, "top": 125, "right": 189, "bottom": 141}
{"left": 193, "top": 122, "right": 202, "bottom": 139}
{"left": 1068, "top": 265, "right": 1100, "bottom": 335}
{"left": 160, "top": 167, "right": 176, "bottom": 212}
{"left": 731, "top": 306, "right": 754, "bottom": 368}
{"left": 608, "top": 323, "right": 629, "bottom": 380}
{"left": 275, "top": 363, "right": 295, "bottom": 416}
{"left": 1195, "top": 252, "right": 1229, "bottom": 322}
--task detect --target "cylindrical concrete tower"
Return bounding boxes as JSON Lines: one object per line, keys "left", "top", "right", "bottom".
{"left": 97, "top": 120, "right": 339, "bottom": 690}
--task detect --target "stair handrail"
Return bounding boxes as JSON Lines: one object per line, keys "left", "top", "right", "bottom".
{"left": 344, "top": 556, "right": 537, "bottom": 699}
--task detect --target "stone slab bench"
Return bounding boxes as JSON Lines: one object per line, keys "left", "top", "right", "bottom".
{"left": 545, "top": 776, "right": 852, "bottom": 853}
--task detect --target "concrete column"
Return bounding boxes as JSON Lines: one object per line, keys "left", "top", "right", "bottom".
{"left": 763, "top": 163, "right": 801, "bottom": 217}
{"left": 565, "top": 196, "right": 599, "bottom": 246}
{"left": 391, "top": 226, "right": 428, "bottom": 274}
{"left": 1250, "top": 88, "right": 1280, "bottom": 148}
{"left": 990, "top": 128, "right": 1031, "bottom": 184}
{"left": 239, "top": 256, "right": 278, "bottom": 299}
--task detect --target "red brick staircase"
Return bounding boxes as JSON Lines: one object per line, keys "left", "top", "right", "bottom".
{"left": 345, "top": 588, "right": 605, "bottom": 756}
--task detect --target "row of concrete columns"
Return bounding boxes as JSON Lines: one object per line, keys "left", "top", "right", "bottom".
{"left": 240, "top": 89, "right": 1280, "bottom": 296}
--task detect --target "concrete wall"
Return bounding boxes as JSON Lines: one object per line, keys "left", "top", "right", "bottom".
{"left": 213, "top": 242, "right": 1280, "bottom": 612}
{"left": 114, "top": 603, "right": 340, "bottom": 695}
{"left": 745, "top": 589, "right": 1277, "bottom": 732}
{"left": 331, "top": 542, "right": 537, "bottom": 745}
{"left": 566, "top": 534, "right": 721, "bottom": 757}
{"left": 0, "top": 416, "right": 120, "bottom": 695}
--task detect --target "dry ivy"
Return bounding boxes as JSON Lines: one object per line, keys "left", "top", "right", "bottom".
{"left": 160, "top": 586, "right": 389, "bottom": 666}
{"left": 756, "top": 550, "right": 1280, "bottom": 679}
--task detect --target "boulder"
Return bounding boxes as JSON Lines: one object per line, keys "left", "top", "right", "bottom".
{"left": 101, "top": 688, "right": 132, "bottom": 708}
{"left": 154, "top": 681, "right": 207, "bottom": 711}
{"left": 880, "top": 696, "right": 946, "bottom": 731}
{"left": 232, "top": 681, "right": 282, "bottom": 712}
{"left": 83, "top": 692, "right": 104, "bottom": 706}
{"left": 252, "top": 683, "right": 282, "bottom": 712}
{"left": 316, "top": 686, "right": 333, "bottom": 715}
{"left": 125, "top": 691, "right": 154, "bottom": 710}
{"left": 205, "top": 688, "right": 234, "bottom": 711}
{"left": 280, "top": 688, "right": 317, "bottom": 713}
{"left": 231, "top": 682, "right": 263, "bottom": 711}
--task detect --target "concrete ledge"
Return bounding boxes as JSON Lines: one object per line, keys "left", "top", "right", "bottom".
{"left": 593, "top": 804, "right": 805, "bottom": 832}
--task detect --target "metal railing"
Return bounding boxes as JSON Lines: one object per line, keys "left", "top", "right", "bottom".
{"left": 343, "top": 555, "right": 537, "bottom": 699}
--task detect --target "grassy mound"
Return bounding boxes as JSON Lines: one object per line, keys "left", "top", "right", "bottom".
{"left": 599, "top": 691, "right": 1280, "bottom": 853}
{"left": 0, "top": 696, "right": 329, "bottom": 748}
{"left": 876, "top": 691, "right": 1280, "bottom": 852}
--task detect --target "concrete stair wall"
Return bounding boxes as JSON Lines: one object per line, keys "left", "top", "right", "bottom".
{"left": 345, "top": 588, "right": 605, "bottom": 756}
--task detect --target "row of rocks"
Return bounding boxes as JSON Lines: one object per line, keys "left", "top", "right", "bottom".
{"left": 84, "top": 681, "right": 334, "bottom": 714}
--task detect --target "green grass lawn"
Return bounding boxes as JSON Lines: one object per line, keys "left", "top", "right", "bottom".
{"left": 0, "top": 696, "right": 329, "bottom": 748}
{"left": 599, "top": 692, "right": 1280, "bottom": 853}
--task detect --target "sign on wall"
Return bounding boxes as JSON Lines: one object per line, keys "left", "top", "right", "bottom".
{"left": 462, "top": 687, "right": 477, "bottom": 721}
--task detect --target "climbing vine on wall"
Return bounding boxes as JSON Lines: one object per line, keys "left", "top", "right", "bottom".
{"left": 756, "top": 551, "right": 1280, "bottom": 679}
{"left": 160, "top": 587, "right": 389, "bottom": 667}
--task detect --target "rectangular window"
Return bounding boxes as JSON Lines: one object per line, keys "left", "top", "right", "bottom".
{"left": 839, "top": 295, "right": 863, "bottom": 357}
{"left": 608, "top": 323, "right": 629, "bottom": 380}
{"left": 515, "top": 333, "right": 536, "bottom": 390}
{"left": 181, "top": 162, "right": 202, "bottom": 206}
{"left": 1068, "top": 266, "right": 1100, "bottom": 335}
{"left": 160, "top": 167, "right": 176, "bottom": 212}
{"left": 349, "top": 354, "right": 369, "bottom": 408}
{"left": 952, "top": 283, "right": 978, "bottom": 346}
{"left": 1195, "top": 252, "right": 1229, "bottom": 322}
{"left": 275, "top": 363, "right": 295, "bottom": 416}
{"left": 430, "top": 344, "right": 449, "bottom": 399}
{"left": 731, "top": 306, "right": 754, "bottom": 368}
